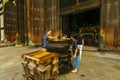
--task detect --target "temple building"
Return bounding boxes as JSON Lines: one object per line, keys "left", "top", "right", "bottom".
{"left": 0, "top": 0, "right": 120, "bottom": 80}
{"left": 0, "top": 0, "right": 120, "bottom": 52}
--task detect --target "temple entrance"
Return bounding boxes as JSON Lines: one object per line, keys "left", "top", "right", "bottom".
{"left": 62, "top": 8, "right": 100, "bottom": 46}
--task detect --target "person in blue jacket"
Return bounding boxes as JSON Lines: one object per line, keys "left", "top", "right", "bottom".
{"left": 42, "top": 30, "right": 52, "bottom": 48}
{"left": 42, "top": 29, "right": 57, "bottom": 48}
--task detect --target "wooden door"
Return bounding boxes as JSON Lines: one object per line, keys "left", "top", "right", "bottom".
{"left": 27, "top": 0, "right": 44, "bottom": 44}
{"left": 4, "top": 1, "right": 17, "bottom": 42}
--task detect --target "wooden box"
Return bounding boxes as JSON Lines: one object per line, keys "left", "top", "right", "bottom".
{"left": 22, "top": 50, "right": 59, "bottom": 80}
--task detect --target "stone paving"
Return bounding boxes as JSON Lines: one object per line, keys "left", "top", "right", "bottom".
{"left": 0, "top": 45, "right": 120, "bottom": 80}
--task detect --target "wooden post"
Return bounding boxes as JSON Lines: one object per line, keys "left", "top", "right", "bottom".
{"left": 100, "top": 0, "right": 120, "bottom": 51}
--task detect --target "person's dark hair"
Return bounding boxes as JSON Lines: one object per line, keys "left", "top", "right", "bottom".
{"left": 71, "top": 34, "right": 77, "bottom": 40}
{"left": 48, "top": 29, "right": 52, "bottom": 31}
{"left": 74, "top": 35, "right": 78, "bottom": 39}
{"left": 78, "top": 32, "right": 82, "bottom": 35}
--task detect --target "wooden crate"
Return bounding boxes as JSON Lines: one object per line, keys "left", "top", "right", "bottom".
{"left": 37, "top": 65, "right": 52, "bottom": 80}
{"left": 52, "top": 63, "right": 59, "bottom": 76}
{"left": 22, "top": 50, "right": 59, "bottom": 80}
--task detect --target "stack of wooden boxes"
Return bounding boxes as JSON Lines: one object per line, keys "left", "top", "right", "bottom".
{"left": 22, "top": 50, "right": 59, "bottom": 80}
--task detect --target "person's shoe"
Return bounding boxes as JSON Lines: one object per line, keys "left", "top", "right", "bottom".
{"left": 71, "top": 69, "right": 77, "bottom": 73}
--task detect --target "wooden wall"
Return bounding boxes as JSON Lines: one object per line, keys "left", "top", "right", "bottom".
{"left": 44, "top": 0, "right": 60, "bottom": 37}
{"left": 26, "top": 0, "right": 45, "bottom": 44}
{"left": 3, "top": 0, "right": 60, "bottom": 45}
{"left": 26, "top": 0, "right": 60, "bottom": 45}
{"left": 3, "top": 0, "right": 120, "bottom": 50}
{"left": 16, "top": 0, "right": 26, "bottom": 45}
{"left": 100, "top": 0, "right": 120, "bottom": 49}
{"left": 4, "top": 0, "right": 17, "bottom": 42}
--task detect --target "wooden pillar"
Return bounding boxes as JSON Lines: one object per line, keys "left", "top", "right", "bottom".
{"left": 26, "top": 0, "right": 31, "bottom": 45}
{"left": 24, "top": 0, "right": 28, "bottom": 45}
{"left": 0, "top": 0, "right": 4, "bottom": 41}
{"left": 44, "top": 0, "right": 60, "bottom": 37}
{"left": 16, "top": 0, "right": 26, "bottom": 45}
{"left": 114, "top": 0, "right": 120, "bottom": 47}
{"left": 59, "top": 16, "right": 62, "bottom": 38}
{"left": 118, "top": 0, "right": 120, "bottom": 46}
{"left": 100, "top": 0, "right": 120, "bottom": 51}
{"left": 26, "top": 0, "right": 45, "bottom": 45}
{"left": 54, "top": 0, "right": 60, "bottom": 37}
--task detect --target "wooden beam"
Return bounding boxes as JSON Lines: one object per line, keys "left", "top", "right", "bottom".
{"left": 60, "top": 0, "right": 101, "bottom": 15}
